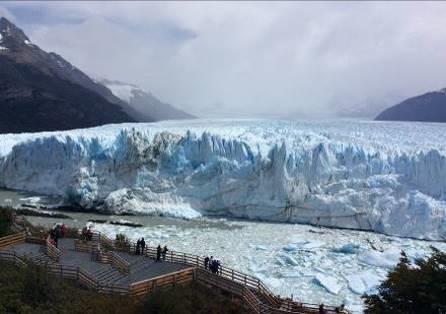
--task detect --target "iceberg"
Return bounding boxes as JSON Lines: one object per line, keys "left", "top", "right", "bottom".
{"left": 314, "top": 273, "right": 342, "bottom": 295}
{"left": 1, "top": 119, "right": 446, "bottom": 240}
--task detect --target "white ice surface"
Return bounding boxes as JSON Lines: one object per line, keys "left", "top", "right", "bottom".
{"left": 315, "top": 273, "right": 342, "bottom": 295}
{"left": 1, "top": 119, "right": 446, "bottom": 240}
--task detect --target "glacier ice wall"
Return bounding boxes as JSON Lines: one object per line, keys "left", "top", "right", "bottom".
{"left": 0, "top": 119, "right": 445, "bottom": 240}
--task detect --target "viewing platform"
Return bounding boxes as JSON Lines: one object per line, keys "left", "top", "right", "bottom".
{"left": 0, "top": 231, "right": 349, "bottom": 314}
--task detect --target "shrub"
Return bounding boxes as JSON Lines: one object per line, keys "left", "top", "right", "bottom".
{"left": 0, "top": 207, "right": 14, "bottom": 236}
{"left": 115, "top": 233, "right": 131, "bottom": 251}
{"left": 363, "top": 247, "right": 446, "bottom": 314}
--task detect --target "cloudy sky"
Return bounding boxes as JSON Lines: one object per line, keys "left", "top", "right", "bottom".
{"left": 1, "top": 1, "right": 446, "bottom": 118}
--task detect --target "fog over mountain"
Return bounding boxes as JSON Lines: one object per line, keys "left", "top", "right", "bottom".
{"left": 1, "top": 2, "right": 446, "bottom": 118}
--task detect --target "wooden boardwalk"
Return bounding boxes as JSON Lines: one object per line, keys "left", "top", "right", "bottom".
{"left": 0, "top": 232, "right": 349, "bottom": 314}
{"left": 6, "top": 239, "right": 190, "bottom": 288}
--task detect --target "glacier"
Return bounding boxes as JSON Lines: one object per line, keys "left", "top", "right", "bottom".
{"left": 1, "top": 119, "right": 446, "bottom": 240}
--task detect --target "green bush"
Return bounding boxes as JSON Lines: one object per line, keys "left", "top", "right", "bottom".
{"left": 115, "top": 233, "right": 131, "bottom": 251}
{"left": 142, "top": 282, "right": 246, "bottom": 314}
{"left": 0, "top": 207, "right": 14, "bottom": 236}
{"left": 363, "top": 247, "right": 446, "bottom": 314}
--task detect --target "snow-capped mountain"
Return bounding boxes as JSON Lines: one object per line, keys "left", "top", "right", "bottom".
{"left": 1, "top": 119, "right": 445, "bottom": 240}
{"left": 101, "top": 79, "right": 195, "bottom": 121}
{"left": 0, "top": 17, "right": 156, "bottom": 133}
{"left": 376, "top": 87, "right": 446, "bottom": 122}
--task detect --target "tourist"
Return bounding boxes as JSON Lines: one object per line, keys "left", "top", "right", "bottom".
{"left": 140, "top": 237, "right": 146, "bottom": 255}
{"left": 136, "top": 238, "right": 141, "bottom": 255}
{"left": 210, "top": 255, "right": 214, "bottom": 267}
{"left": 156, "top": 244, "right": 162, "bottom": 262}
{"left": 319, "top": 303, "right": 326, "bottom": 314}
{"left": 86, "top": 227, "right": 93, "bottom": 241}
{"left": 204, "top": 256, "right": 210, "bottom": 270}
{"left": 81, "top": 227, "right": 88, "bottom": 240}
{"left": 60, "top": 224, "right": 66, "bottom": 237}
{"left": 162, "top": 245, "right": 168, "bottom": 260}
{"left": 335, "top": 304, "right": 346, "bottom": 313}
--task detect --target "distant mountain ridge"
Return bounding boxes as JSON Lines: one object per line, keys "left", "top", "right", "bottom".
{"left": 101, "top": 79, "right": 195, "bottom": 121}
{"left": 376, "top": 88, "right": 446, "bottom": 123}
{"left": 0, "top": 17, "right": 143, "bottom": 133}
{"left": 0, "top": 17, "right": 194, "bottom": 134}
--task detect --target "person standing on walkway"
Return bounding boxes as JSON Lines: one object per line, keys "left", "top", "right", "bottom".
{"left": 319, "top": 303, "right": 326, "bottom": 314}
{"left": 136, "top": 238, "right": 141, "bottom": 255}
{"left": 156, "top": 244, "right": 162, "bottom": 262}
{"left": 140, "top": 238, "right": 146, "bottom": 256}
{"left": 204, "top": 256, "right": 210, "bottom": 270}
{"left": 162, "top": 245, "right": 168, "bottom": 261}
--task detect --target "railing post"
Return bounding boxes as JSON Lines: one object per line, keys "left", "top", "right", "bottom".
{"left": 196, "top": 256, "right": 199, "bottom": 266}
{"left": 232, "top": 270, "right": 234, "bottom": 281}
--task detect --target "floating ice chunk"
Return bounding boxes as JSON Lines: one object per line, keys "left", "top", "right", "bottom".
{"left": 19, "top": 196, "right": 41, "bottom": 204}
{"left": 255, "top": 245, "right": 268, "bottom": 251}
{"left": 278, "top": 253, "right": 299, "bottom": 266}
{"left": 346, "top": 275, "right": 367, "bottom": 294}
{"left": 358, "top": 248, "right": 401, "bottom": 268}
{"left": 332, "top": 243, "right": 361, "bottom": 254}
{"left": 284, "top": 240, "right": 325, "bottom": 252}
{"left": 314, "top": 273, "right": 342, "bottom": 295}
{"left": 301, "top": 241, "right": 325, "bottom": 250}
{"left": 283, "top": 243, "right": 300, "bottom": 252}
{"left": 346, "top": 270, "right": 385, "bottom": 295}
{"left": 275, "top": 256, "right": 287, "bottom": 266}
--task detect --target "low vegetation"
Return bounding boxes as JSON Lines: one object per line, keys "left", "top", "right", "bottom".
{"left": 0, "top": 206, "right": 14, "bottom": 236}
{"left": 363, "top": 247, "right": 446, "bottom": 314}
{"left": 0, "top": 260, "right": 245, "bottom": 314}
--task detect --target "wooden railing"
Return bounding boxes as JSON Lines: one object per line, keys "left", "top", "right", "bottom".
{"left": 130, "top": 267, "right": 195, "bottom": 297}
{"left": 25, "top": 235, "right": 46, "bottom": 245}
{"left": 0, "top": 250, "right": 26, "bottom": 266}
{"left": 0, "top": 232, "right": 26, "bottom": 249}
{"left": 242, "top": 286, "right": 262, "bottom": 314}
{"left": 110, "top": 251, "right": 130, "bottom": 274}
{"left": 74, "top": 239, "right": 98, "bottom": 253}
{"left": 45, "top": 237, "right": 61, "bottom": 262}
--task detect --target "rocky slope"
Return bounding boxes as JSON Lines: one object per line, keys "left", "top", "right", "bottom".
{"left": 0, "top": 17, "right": 144, "bottom": 133}
{"left": 376, "top": 88, "right": 446, "bottom": 123}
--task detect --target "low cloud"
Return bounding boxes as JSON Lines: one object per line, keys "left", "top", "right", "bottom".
{"left": 2, "top": 1, "right": 446, "bottom": 118}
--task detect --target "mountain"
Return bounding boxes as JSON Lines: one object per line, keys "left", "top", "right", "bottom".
{"left": 375, "top": 88, "right": 446, "bottom": 122}
{"left": 101, "top": 80, "right": 195, "bottom": 121}
{"left": 0, "top": 17, "right": 149, "bottom": 134}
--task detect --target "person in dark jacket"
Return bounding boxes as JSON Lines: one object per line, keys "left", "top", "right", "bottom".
{"left": 204, "top": 256, "right": 210, "bottom": 270}
{"left": 140, "top": 238, "right": 146, "bottom": 256}
{"left": 156, "top": 244, "right": 162, "bottom": 262}
{"left": 319, "top": 303, "right": 326, "bottom": 314}
{"left": 162, "top": 245, "right": 168, "bottom": 261}
{"left": 136, "top": 239, "right": 141, "bottom": 255}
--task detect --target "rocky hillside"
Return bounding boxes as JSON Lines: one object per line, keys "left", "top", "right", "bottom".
{"left": 0, "top": 17, "right": 145, "bottom": 133}
{"left": 376, "top": 88, "right": 446, "bottom": 123}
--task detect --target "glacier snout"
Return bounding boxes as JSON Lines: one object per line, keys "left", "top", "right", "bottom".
{"left": 0, "top": 121, "right": 445, "bottom": 240}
